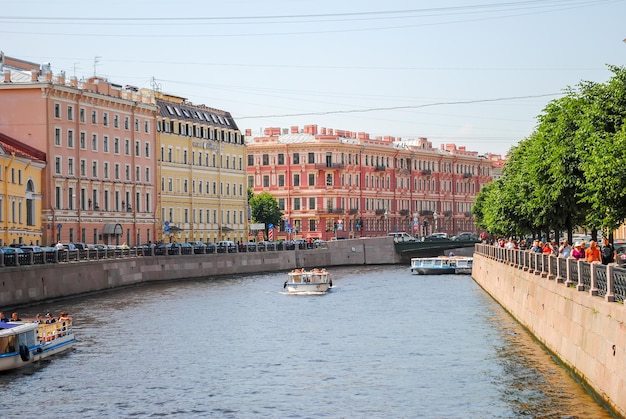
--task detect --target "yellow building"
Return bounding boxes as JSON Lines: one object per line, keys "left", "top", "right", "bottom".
{"left": 0, "top": 133, "right": 46, "bottom": 246}
{"left": 154, "top": 93, "right": 247, "bottom": 244}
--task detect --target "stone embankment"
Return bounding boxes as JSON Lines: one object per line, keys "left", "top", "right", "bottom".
{"left": 472, "top": 245, "right": 625, "bottom": 418}
{"left": 0, "top": 237, "right": 399, "bottom": 308}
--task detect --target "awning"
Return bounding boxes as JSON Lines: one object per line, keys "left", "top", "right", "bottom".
{"left": 103, "top": 223, "right": 123, "bottom": 235}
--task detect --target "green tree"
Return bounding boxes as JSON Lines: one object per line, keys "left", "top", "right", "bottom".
{"left": 249, "top": 192, "right": 283, "bottom": 239}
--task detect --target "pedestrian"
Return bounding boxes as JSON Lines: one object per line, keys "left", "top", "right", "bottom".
{"left": 601, "top": 238, "right": 616, "bottom": 265}
{"left": 571, "top": 242, "right": 585, "bottom": 260}
{"left": 559, "top": 239, "right": 571, "bottom": 258}
{"left": 585, "top": 240, "right": 601, "bottom": 263}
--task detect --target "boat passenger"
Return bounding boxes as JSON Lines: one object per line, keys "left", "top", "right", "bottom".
{"left": 45, "top": 313, "right": 56, "bottom": 324}
{"left": 449, "top": 252, "right": 455, "bottom": 257}
{"left": 35, "top": 313, "right": 45, "bottom": 324}
{"left": 59, "top": 311, "right": 71, "bottom": 322}
{"left": 11, "top": 312, "right": 21, "bottom": 321}
{"left": 0, "top": 312, "right": 6, "bottom": 322}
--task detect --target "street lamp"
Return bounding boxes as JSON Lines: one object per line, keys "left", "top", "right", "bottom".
{"left": 433, "top": 211, "right": 438, "bottom": 233}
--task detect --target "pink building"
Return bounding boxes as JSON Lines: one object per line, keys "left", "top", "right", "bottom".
{"left": 246, "top": 125, "right": 497, "bottom": 241}
{"left": 0, "top": 55, "right": 158, "bottom": 246}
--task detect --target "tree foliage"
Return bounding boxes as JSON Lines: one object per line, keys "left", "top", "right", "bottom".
{"left": 473, "top": 65, "right": 626, "bottom": 239}
{"left": 248, "top": 191, "right": 283, "bottom": 239}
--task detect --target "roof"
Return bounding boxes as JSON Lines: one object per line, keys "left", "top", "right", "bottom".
{"left": 156, "top": 98, "right": 239, "bottom": 131}
{"left": 0, "top": 132, "right": 46, "bottom": 162}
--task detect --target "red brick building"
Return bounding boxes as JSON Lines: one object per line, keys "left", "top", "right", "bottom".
{"left": 246, "top": 125, "right": 498, "bottom": 241}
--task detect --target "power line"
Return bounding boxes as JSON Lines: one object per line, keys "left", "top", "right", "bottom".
{"left": 234, "top": 93, "right": 563, "bottom": 119}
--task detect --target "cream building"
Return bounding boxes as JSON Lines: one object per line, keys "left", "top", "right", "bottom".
{"left": 155, "top": 94, "right": 247, "bottom": 244}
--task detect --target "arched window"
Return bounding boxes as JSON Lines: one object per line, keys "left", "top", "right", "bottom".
{"left": 26, "top": 179, "right": 35, "bottom": 226}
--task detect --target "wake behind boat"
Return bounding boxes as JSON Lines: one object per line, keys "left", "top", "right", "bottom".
{"left": 410, "top": 256, "right": 473, "bottom": 275}
{"left": 284, "top": 268, "right": 333, "bottom": 295}
{"left": 0, "top": 317, "right": 76, "bottom": 372}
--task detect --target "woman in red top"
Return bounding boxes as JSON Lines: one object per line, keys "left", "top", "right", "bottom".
{"left": 571, "top": 242, "right": 585, "bottom": 260}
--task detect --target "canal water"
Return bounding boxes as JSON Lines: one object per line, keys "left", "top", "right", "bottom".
{"left": 0, "top": 265, "right": 615, "bottom": 418}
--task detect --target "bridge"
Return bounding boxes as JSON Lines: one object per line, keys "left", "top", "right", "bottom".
{"left": 393, "top": 239, "right": 479, "bottom": 263}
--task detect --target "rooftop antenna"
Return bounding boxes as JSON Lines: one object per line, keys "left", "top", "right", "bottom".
{"left": 150, "top": 76, "right": 161, "bottom": 93}
{"left": 73, "top": 62, "right": 79, "bottom": 78}
{"left": 93, "top": 56, "right": 101, "bottom": 76}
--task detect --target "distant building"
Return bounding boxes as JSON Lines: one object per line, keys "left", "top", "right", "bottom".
{"left": 0, "top": 133, "right": 46, "bottom": 246}
{"left": 246, "top": 125, "right": 497, "bottom": 240}
{"left": 154, "top": 94, "right": 247, "bottom": 243}
{"left": 0, "top": 54, "right": 158, "bottom": 246}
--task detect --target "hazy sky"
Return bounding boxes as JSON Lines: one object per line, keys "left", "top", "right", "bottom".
{"left": 2, "top": 0, "right": 625, "bottom": 156}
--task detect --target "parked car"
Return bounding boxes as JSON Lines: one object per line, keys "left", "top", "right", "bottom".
{"left": 205, "top": 242, "right": 217, "bottom": 254}
{"left": 217, "top": 240, "right": 237, "bottom": 253}
{"left": 191, "top": 241, "right": 207, "bottom": 254}
{"left": 423, "top": 233, "right": 450, "bottom": 242}
{"left": 0, "top": 246, "right": 24, "bottom": 254}
{"left": 20, "top": 245, "right": 44, "bottom": 253}
{"left": 451, "top": 232, "right": 480, "bottom": 242}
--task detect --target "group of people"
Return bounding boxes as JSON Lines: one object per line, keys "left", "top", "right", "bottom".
{"left": 494, "top": 237, "right": 617, "bottom": 265}
{"left": 0, "top": 311, "right": 71, "bottom": 324}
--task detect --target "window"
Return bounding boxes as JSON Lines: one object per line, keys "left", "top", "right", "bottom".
{"left": 278, "top": 154, "right": 284, "bottom": 165}
{"left": 79, "top": 108, "right": 86, "bottom": 122}
{"left": 124, "top": 117, "right": 130, "bottom": 130}
{"left": 54, "top": 103, "right": 60, "bottom": 118}
{"left": 67, "top": 105, "right": 74, "bottom": 121}
{"left": 103, "top": 112, "right": 109, "bottom": 126}
{"left": 248, "top": 155, "right": 254, "bottom": 166}
{"left": 135, "top": 166, "right": 140, "bottom": 182}
{"left": 68, "top": 158, "right": 74, "bottom": 175}
{"left": 91, "top": 110, "right": 97, "bottom": 124}
{"left": 309, "top": 197, "right": 316, "bottom": 209}
{"left": 135, "top": 118, "right": 139, "bottom": 131}
{"left": 125, "top": 139, "right": 130, "bottom": 155}
{"left": 135, "top": 141, "right": 140, "bottom": 157}
{"left": 104, "top": 162, "right": 109, "bottom": 179}
{"left": 293, "top": 198, "right": 301, "bottom": 211}
{"left": 114, "top": 115, "right": 119, "bottom": 128}
{"left": 308, "top": 152, "right": 315, "bottom": 164}
{"left": 293, "top": 153, "right": 300, "bottom": 164}
{"left": 80, "top": 159, "right": 86, "bottom": 176}
{"left": 144, "top": 120, "right": 150, "bottom": 133}
{"left": 115, "top": 164, "right": 120, "bottom": 179}
{"left": 92, "top": 134, "right": 98, "bottom": 151}
{"left": 80, "top": 132, "right": 86, "bottom": 149}
{"left": 278, "top": 175, "right": 285, "bottom": 187}
{"left": 293, "top": 174, "right": 300, "bottom": 187}
{"left": 262, "top": 154, "right": 269, "bottom": 165}
{"left": 103, "top": 136, "right": 109, "bottom": 152}
{"left": 145, "top": 142, "right": 150, "bottom": 158}
{"left": 55, "top": 157, "right": 61, "bottom": 174}
{"left": 309, "top": 173, "right": 315, "bottom": 186}
{"left": 92, "top": 161, "right": 98, "bottom": 177}
{"left": 114, "top": 138, "right": 120, "bottom": 154}
{"left": 145, "top": 167, "right": 150, "bottom": 183}
{"left": 326, "top": 174, "right": 333, "bottom": 186}
{"left": 54, "top": 128, "right": 61, "bottom": 146}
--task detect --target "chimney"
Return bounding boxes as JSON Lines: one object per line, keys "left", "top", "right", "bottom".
{"left": 45, "top": 71, "right": 52, "bottom": 82}
{"left": 30, "top": 69, "right": 38, "bottom": 81}
{"left": 70, "top": 77, "right": 78, "bottom": 87}
{"left": 4, "top": 71, "right": 10, "bottom": 83}
{"left": 57, "top": 71, "right": 66, "bottom": 85}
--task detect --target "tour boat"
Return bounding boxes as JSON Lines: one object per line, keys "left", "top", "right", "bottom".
{"left": 410, "top": 256, "right": 473, "bottom": 275}
{"left": 0, "top": 319, "right": 76, "bottom": 372}
{"left": 284, "top": 268, "right": 333, "bottom": 295}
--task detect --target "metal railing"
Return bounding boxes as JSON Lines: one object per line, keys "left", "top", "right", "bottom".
{"left": 476, "top": 244, "right": 625, "bottom": 303}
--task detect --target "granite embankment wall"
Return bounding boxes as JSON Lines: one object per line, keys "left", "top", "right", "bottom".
{"left": 472, "top": 253, "right": 625, "bottom": 418}
{"left": 0, "top": 237, "right": 399, "bottom": 307}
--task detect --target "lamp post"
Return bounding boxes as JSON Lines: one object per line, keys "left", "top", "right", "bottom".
{"left": 433, "top": 211, "right": 438, "bottom": 233}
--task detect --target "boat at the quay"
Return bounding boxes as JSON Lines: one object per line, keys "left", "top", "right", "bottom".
{"left": 283, "top": 268, "right": 332, "bottom": 294}
{"left": 410, "top": 256, "right": 473, "bottom": 275}
{"left": 0, "top": 318, "right": 76, "bottom": 372}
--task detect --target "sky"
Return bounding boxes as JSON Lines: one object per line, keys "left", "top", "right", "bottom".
{"left": 1, "top": 0, "right": 625, "bottom": 156}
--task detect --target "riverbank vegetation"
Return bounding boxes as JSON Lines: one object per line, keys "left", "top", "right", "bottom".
{"left": 473, "top": 65, "right": 626, "bottom": 240}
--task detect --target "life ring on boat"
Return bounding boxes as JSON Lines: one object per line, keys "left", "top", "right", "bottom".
{"left": 19, "top": 344, "right": 31, "bottom": 362}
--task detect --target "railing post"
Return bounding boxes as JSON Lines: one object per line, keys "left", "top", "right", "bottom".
{"left": 0, "top": 252, "right": 4, "bottom": 267}
{"left": 577, "top": 260, "right": 585, "bottom": 291}
{"left": 547, "top": 255, "right": 555, "bottom": 280}
{"left": 590, "top": 262, "right": 599, "bottom": 296}
{"left": 605, "top": 264, "right": 616, "bottom": 302}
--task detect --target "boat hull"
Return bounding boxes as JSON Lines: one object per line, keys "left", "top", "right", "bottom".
{"left": 411, "top": 267, "right": 456, "bottom": 275}
{"left": 285, "top": 282, "right": 331, "bottom": 295}
{"left": 0, "top": 321, "right": 76, "bottom": 372}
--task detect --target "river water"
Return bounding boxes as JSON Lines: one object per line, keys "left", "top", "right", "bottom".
{"left": 0, "top": 265, "right": 615, "bottom": 418}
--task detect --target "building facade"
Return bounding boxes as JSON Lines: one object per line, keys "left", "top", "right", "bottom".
{"left": 0, "top": 55, "right": 158, "bottom": 246}
{"left": 0, "top": 133, "right": 46, "bottom": 246}
{"left": 246, "top": 125, "right": 496, "bottom": 241}
{"left": 155, "top": 94, "right": 247, "bottom": 244}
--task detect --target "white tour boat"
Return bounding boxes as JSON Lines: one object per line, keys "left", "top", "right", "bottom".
{"left": 0, "top": 318, "right": 76, "bottom": 372}
{"left": 410, "top": 256, "right": 473, "bottom": 275}
{"left": 284, "top": 268, "right": 333, "bottom": 295}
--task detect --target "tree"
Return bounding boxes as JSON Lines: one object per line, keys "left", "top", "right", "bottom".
{"left": 248, "top": 192, "right": 283, "bottom": 239}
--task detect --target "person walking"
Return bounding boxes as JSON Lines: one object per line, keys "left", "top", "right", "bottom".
{"left": 601, "top": 238, "right": 616, "bottom": 265}
{"left": 585, "top": 240, "right": 601, "bottom": 263}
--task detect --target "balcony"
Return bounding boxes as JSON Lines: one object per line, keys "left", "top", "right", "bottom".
{"left": 419, "top": 210, "right": 433, "bottom": 216}
{"left": 421, "top": 169, "right": 432, "bottom": 175}
{"left": 399, "top": 209, "right": 410, "bottom": 216}
{"left": 375, "top": 209, "right": 386, "bottom": 216}
{"left": 315, "top": 163, "right": 344, "bottom": 170}
{"left": 349, "top": 208, "right": 359, "bottom": 215}
{"left": 374, "top": 164, "right": 386, "bottom": 171}
{"left": 396, "top": 168, "right": 410, "bottom": 175}
{"left": 443, "top": 210, "right": 453, "bottom": 217}
{"left": 463, "top": 172, "right": 472, "bottom": 178}
{"left": 464, "top": 211, "right": 472, "bottom": 217}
